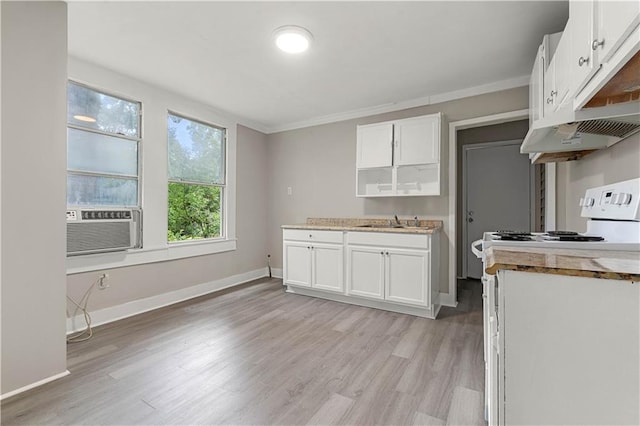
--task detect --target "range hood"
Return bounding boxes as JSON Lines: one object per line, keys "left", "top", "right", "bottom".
{"left": 521, "top": 50, "right": 640, "bottom": 160}
{"left": 520, "top": 102, "right": 640, "bottom": 155}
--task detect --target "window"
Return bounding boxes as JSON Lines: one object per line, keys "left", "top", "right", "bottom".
{"left": 66, "top": 82, "right": 141, "bottom": 206}
{"left": 167, "top": 112, "right": 226, "bottom": 242}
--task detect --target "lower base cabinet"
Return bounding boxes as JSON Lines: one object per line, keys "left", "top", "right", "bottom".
{"left": 490, "top": 270, "right": 639, "bottom": 425}
{"left": 283, "top": 230, "right": 344, "bottom": 293}
{"left": 347, "top": 246, "right": 430, "bottom": 307}
{"left": 283, "top": 228, "right": 440, "bottom": 318}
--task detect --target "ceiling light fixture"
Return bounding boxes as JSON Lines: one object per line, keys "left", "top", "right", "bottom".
{"left": 273, "top": 25, "right": 313, "bottom": 54}
{"left": 73, "top": 115, "right": 97, "bottom": 123}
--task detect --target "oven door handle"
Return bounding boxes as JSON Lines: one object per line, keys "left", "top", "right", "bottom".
{"left": 471, "top": 239, "right": 484, "bottom": 259}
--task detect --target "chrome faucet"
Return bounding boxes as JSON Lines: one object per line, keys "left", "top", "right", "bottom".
{"left": 394, "top": 215, "right": 401, "bottom": 225}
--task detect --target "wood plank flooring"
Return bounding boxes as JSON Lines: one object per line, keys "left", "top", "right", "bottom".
{"left": 1, "top": 278, "right": 485, "bottom": 425}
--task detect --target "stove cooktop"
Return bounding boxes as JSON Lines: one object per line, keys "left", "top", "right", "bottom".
{"left": 491, "top": 231, "right": 605, "bottom": 242}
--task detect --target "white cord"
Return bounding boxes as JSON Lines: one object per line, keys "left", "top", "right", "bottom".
{"left": 66, "top": 277, "right": 100, "bottom": 343}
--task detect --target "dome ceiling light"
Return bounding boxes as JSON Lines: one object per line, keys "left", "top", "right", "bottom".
{"left": 273, "top": 25, "right": 313, "bottom": 54}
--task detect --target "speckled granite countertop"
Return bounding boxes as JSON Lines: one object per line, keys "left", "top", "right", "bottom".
{"left": 485, "top": 246, "right": 640, "bottom": 282}
{"left": 282, "top": 217, "right": 443, "bottom": 234}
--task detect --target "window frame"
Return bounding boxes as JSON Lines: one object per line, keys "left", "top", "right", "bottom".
{"left": 66, "top": 80, "right": 143, "bottom": 208}
{"left": 167, "top": 110, "right": 228, "bottom": 244}
{"left": 65, "top": 61, "right": 238, "bottom": 274}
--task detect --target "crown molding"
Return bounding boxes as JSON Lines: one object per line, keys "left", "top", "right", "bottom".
{"left": 262, "top": 74, "right": 530, "bottom": 134}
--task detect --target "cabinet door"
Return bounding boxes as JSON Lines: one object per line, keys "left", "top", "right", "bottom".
{"left": 347, "top": 246, "right": 385, "bottom": 300}
{"left": 283, "top": 242, "right": 311, "bottom": 287}
{"left": 311, "top": 244, "right": 344, "bottom": 293}
{"left": 385, "top": 249, "right": 430, "bottom": 307}
{"left": 552, "top": 28, "right": 573, "bottom": 110}
{"left": 570, "top": 0, "right": 597, "bottom": 95}
{"left": 596, "top": 0, "right": 640, "bottom": 64}
{"left": 357, "top": 123, "right": 393, "bottom": 168}
{"left": 529, "top": 44, "right": 545, "bottom": 123}
{"left": 543, "top": 57, "right": 556, "bottom": 117}
{"left": 395, "top": 115, "right": 440, "bottom": 166}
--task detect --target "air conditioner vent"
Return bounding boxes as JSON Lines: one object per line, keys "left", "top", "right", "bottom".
{"left": 66, "top": 208, "right": 141, "bottom": 256}
{"left": 577, "top": 119, "right": 640, "bottom": 138}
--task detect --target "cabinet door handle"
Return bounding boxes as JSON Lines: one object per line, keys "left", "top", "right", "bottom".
{"left": 380, "top": 251, "right": 384, "bottom": 255}
{"left": 550, "top": 90, "right": 557, "bottom": 97}
{"left": 546, "top": 97, "right": 553, "bottom": 104}
{"left": 385, "top": 251, "right": 390, "bottom": 256}
{"left": 578, "top": 56, "right": 589, "bottom": 66}
{"left": 592, "top": 39, "right": 604, "bottom": 51}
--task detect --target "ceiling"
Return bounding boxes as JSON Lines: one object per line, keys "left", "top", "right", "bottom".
{"left": 67, "top": 1, "right": 569, "bottom": 133}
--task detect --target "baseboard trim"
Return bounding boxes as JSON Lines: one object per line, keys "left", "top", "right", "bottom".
{"left": 1, "top": 370, "right": 70, "bottom": 401}
{"left": 286, "top": 286, "right": 438, "bottom": 319}
{"left": 67, "top": 267, "right": 269, "bottom": 334}
{"left": 271, "top": 268, "right": 283, "bottom": 279}
{"left": 439, "top": 292, "right": 458, "bottom": 308}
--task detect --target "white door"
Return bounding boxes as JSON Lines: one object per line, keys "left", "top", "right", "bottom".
{"left": 395, "top": 115, "right": 439, "bottom": 165}
{"left": 356, "top": 123, "right": 393, "bottom": 168}
{"left": 311, "top": 244, "right": 344, "bottom": 293}
{"left": 385, "top": 249, "right": 430, "bottom": 307}
{"left": 465, "top": 142, "right": 531, "bottom": 279}
{"left": 283, "top": 242, "right": 311, "bottom": 287}
{"left": 347, "top": 246, "right": 385, "bottom": 300}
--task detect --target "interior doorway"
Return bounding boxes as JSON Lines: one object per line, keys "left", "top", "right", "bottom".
{"left": 454, "top": 118, "right": 535, "bottom": 280}
{"left": 463, "top": 141, "right": 532, "bottom": 278}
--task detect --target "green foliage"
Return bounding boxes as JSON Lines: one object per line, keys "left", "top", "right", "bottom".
{"left": 167, "top": 114, "right": 224, "bottom": 184}
{"left": 168, "top": 183, "right": 221, "bottom": 241}
{"left": 167, "top": 114, "right": 225, "bottom": 242}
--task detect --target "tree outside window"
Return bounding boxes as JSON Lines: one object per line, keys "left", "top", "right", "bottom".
{"left": 167, "top": 113, "right": 225, "bottom": 242}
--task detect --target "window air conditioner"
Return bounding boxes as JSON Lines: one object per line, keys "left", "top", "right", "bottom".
{"left": 66, "top": 208, "right": 141, "bottom": 256}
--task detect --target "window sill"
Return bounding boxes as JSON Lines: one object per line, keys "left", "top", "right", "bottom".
{"left": 66, "top": 238, "right": 237, "bottom": 275}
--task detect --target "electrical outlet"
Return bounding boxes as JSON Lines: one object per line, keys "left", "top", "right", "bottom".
{"left": 287, "top": 186, "right": 292, "bottom": 196}
{"left": 98, "top": 273, "right": 110, "bottom": 290}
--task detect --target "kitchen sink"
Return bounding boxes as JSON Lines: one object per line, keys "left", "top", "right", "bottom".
{"left": 356, "top": 224, "right": 406, "bottom": 228}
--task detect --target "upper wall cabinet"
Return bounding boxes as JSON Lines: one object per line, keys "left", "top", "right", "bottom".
{"left": 522, "top": 0, "right": 640, "bottom": 161}
{"left": 572, "top": 0, "right": 640, "bottom": 106}
{"left": 356, "top": 113, "right": 441, "bottom": 197}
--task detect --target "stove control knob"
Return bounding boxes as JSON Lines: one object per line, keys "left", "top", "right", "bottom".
{"left": 581, "top": 197, "right": 595, "bottom": 207}
{"left": 620, "top": 193, "right": 632, "bottom": 205}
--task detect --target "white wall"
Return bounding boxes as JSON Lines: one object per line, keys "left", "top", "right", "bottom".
{"left": 66, "top": 58, "right": 268, "bottom": 312}
{"left": 556, "top": 133, "right": 640, "bottom": 230}
{"left": 1, "top": 1, "right": 68, "bottom": 395}
{"left": 266, "top": 86, "right": 529, "bottom": 294}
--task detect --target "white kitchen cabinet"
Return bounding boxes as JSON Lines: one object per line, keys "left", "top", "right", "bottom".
{"left": 570, "top": 0, "right": 597, "bottom": 95}
{"left": 283, "top": 242, "right": 312, "bottom": 287}
{"left": 311, "top": 243, "right": 344, "bottom": 293}
{"left": 283, "top": 228, "right": 441, "bottom": 319}
{"left": 543, "top": 31, "right": 572, "bottom": 115}
{"left": 385, "top": 248, "right": 430, "bottom": 307}
{"left": 347, "top": 246, "right": 430, "bottom": 306}
{"left": 356, "top": 122, "right": 393, "bottom": 168}
{"left": 394, "top": 115, "right": 440, "bottom": 166}
{"left": 283, "top": 230, "right": 344, "bottom": 293}
{"left": 347, "top": 246, "right": 385, "bottom": 300}
{"left": 356, "top": 113, "right": 441, "bottom": 197}
{"left": 492, "top": 270, "right": 639, "bottom": 425}
{"left": 529, "top": 44, "right": 545, "bottom": 124}
{"left": 595, "top": 0, "right": 640, "bottom": 64}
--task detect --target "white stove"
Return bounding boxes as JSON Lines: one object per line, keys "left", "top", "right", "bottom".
{"left": 474, "top": 177, "right": 640, "bottom": 254}
{"left": 474, "top": 177, "right": 640, "bottom": 425}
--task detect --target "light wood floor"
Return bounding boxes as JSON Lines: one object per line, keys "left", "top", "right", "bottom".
{"left": 1, "top": 278, "right": 485, "bottom": 425}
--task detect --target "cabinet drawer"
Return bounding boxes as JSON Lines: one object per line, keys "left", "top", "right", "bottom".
{"left": 346, "top": 232, "right": 430, "bottom": 249}
{"left": 283, "top": 229, "right": 344, "bottom": 244}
